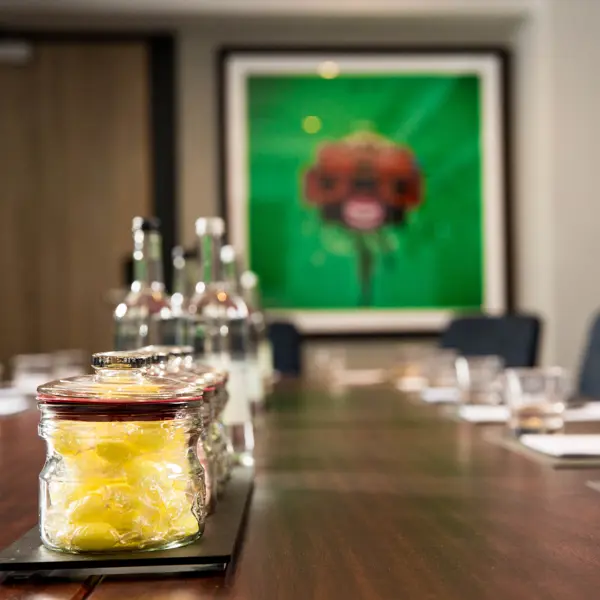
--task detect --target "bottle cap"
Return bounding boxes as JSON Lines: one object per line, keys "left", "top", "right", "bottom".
{"left": 91, "top": 352, "right": 153, "bottom": 370}
{"left": 195, "top": 217, "right": 225, "bottom": 237}
{"left": 132, "top": 216, "right": 161, "bottom": 233}
{"left": 172, "top": 246, "right": 186, "bottom": 270}
{"left": 240, "top": 270, "right": 258, "bottom": 290}
{"left": 220, "top": 244, "right": 236, "bottom": 265}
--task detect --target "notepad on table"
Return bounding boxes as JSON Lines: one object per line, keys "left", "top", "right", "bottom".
{"left": 459, "top": 402, "right": 600, "bottom": 424}
{"left": 421, "top": 387, "right": 460, "bottom": 404}
{"left": 458, "top": 405, "right": 509, "bottom": 423}
{"left": 520, "top": 434, "right": 600, "bottom": 458}
{"left": 565, "top": 403, "right": 600, "bottom": 421}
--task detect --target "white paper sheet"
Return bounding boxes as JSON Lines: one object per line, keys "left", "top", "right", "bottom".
{"left": 565, "top": 403, "right": 600, "bottom": 421}
{"left": 459, "top": 405, "right": 509, "bottom": 423}
{"left": 421, "top": 387, "right": 460, "bottom": 404}
{"left": 520, "top": 434, "right": 600, "bottom": 457}
{"left": 458, "top": 403, "right": 600, "bottom": 424}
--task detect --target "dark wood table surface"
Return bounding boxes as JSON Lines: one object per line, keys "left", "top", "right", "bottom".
{"left": 2, "top": 383, "right": 600, "bottom": 599}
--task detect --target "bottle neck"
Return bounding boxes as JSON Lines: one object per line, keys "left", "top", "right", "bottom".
{"left": 242, "top": 283, "right": 259, "bottom": 309}
{"left": 240, "top": 270, "right": 260, "bottom": 309}
{"left": 172, "top": 259, "right": 186, "bottom": 296}
{"left": 133, "top": 231, "right": 164, "bottom": 292}
{"left": 222, "top": 257, "right": 240, "bottom": 294}
{"left": 197, "top": 232, "right": 223, "bottom": 287}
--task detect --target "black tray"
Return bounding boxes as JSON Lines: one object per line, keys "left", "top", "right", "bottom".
{"left": 0, "top": 466, "right": 253, "bottom": 578}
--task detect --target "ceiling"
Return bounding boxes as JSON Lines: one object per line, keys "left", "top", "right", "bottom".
{"left": 0, "top": 0, "right": 535, "bottom": 23}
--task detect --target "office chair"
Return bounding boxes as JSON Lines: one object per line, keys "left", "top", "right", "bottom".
{"left": 268, "top": 322, "right": 302, "bottom": 376}
{"left": 440, "top": 314, "right": 542, "bottom": 368}
{"left": 577, "top": 312, "right": 600, "bottom": 399}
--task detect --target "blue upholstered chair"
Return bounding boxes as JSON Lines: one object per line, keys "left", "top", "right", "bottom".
{"left": 268, "top": 322, "right": 302, "bottom": 376}
{"left": 440, "top": 314, "right": 542, "bottom": 368}
{"left": 577, "top": 312, "right": 600, "bottom": 400}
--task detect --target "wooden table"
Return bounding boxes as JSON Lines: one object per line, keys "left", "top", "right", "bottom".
{"left": 2, "top": 384, "right": 600, "bottom": 599}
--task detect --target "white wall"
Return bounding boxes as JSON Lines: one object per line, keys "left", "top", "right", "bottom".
{"left": 549, "top": 0, "right": 600, "bottom": 371}
{"left": 178, "top": 2, "right": 600, "bottom": 372}
{"left": 510, "top": 4, "right": 554, "bottom": 364}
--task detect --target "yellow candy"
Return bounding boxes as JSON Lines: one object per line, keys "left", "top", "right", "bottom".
{"left": 170, "top": 512, "right": 199, "bottom": 537}
{"left": 45, "top": 417, "right": 203, "bottom": 551}
{"left": 124, "top": 457, "right": 168, "bottom": 486}
{"left": 163, "top": 493, "right": 191, "bottom": 521}
{"left": 104, "top": 483, "right": 138, "bottom": 509}
{"left": 70, "top": 523, "right": 120, "bottom": 551}
{"left": 105, "top": 509, "right": 137, "bottom": 532}
{"left": 53, "top": 429, "right": 81, "bottom": 456}
{"left": 66, "top": 450, "right": 110, "bottom": 475}
{"left": 95, "top": 440, "right": 134, "bottom": 463}
{"left": 128, "top": 423, "right": 170, "bottom": 452}
{"left": 63, "top": 474, "right": 127, "bottom": 505}
{"left": 68, "top": 492, "right": 107, "bottom": 523}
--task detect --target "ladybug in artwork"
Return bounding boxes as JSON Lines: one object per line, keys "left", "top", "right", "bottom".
{"left": 304, "top": 132, "right": 423, "bottom": 231}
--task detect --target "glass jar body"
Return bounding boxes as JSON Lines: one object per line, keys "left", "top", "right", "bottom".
{"left": 38, "top": 403, "right": 206, "bottom": 554}
{"left": 214, "top": 381, "right": 233, "bottom": 490}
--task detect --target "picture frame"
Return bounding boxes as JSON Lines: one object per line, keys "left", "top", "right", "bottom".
{"left": 218, "top": 47, "right": 511, "bottom": 334}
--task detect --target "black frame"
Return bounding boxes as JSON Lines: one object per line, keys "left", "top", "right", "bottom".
{"left": 0, "top": 30, "right": 178, "bottom": 291}
{"left": 216, "top": 45, "right": 514, "bottom": 339}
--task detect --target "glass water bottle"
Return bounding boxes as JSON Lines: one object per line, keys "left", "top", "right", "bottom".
{"left": 221, "top": 245, "right": 265, "bottom": 412}
{"left": 240, "top": 269, "right": 274, "bottom": 396}
{"left": 170, "top": 246, "right": 192, "bottom": 346}
{"left": 188, "top": 218, "right": 254, "bottom": 466}
{"left": 114, "top": 217, "right": 173, "bottom": 350}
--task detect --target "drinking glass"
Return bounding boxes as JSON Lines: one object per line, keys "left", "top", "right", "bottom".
{"left": 12, "top": 354, "right": 54, "bottom": 396}
{"left": 391, "top": 343, "right": 432, "bottom": 391}
{"left": 504, "top": 367, "right": 570, "bottom": 435}
{"left": 425, "top": 349, "right": 459, "bottom": 389}
{"left": 311, "top": 347, "right": 347, "bottom": 385}
{"left": 455, "top": 355, "right": 504, "bottom": 405}
{"left": 52, "top": 349, "right": 87, "bottom": 379}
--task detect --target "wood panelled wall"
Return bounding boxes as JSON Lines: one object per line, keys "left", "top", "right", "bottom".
{"left": 0, "top": 43, "right": 151, "bottom": 374}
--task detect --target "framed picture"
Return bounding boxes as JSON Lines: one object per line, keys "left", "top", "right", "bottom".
{"left": 219, "top": 47, "right": 510, "bottom": 334}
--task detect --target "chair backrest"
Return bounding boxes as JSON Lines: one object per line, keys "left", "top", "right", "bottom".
{"left": 268, "top": 321, "right": 302, "bottom": 376}
{"left": 577, "top": 312, "right": 600, "bottom": 399}
{"left": 440, "top": 314, "right": 542, "bottom": 368}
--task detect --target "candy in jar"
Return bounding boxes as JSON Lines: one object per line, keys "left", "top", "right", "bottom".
{"left": 37, "top": 351, "right": 206, "bottom": 553}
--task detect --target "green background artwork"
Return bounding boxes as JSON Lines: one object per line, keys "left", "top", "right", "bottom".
{"left": 246, "top": 73, "right": 484, "bottom": 310}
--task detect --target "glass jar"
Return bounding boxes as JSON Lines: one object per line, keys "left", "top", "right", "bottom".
{"left": 190, "top": 362, "right": 233, "bottom": 495}
{"left": 141, "top": 345, "right": 218, "bottom": 513}
{"left": 166, "top": 348, "right": 234, "bottom": 496}
{"left": 37, "top": 352, "right": 206, "bottom": 554}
